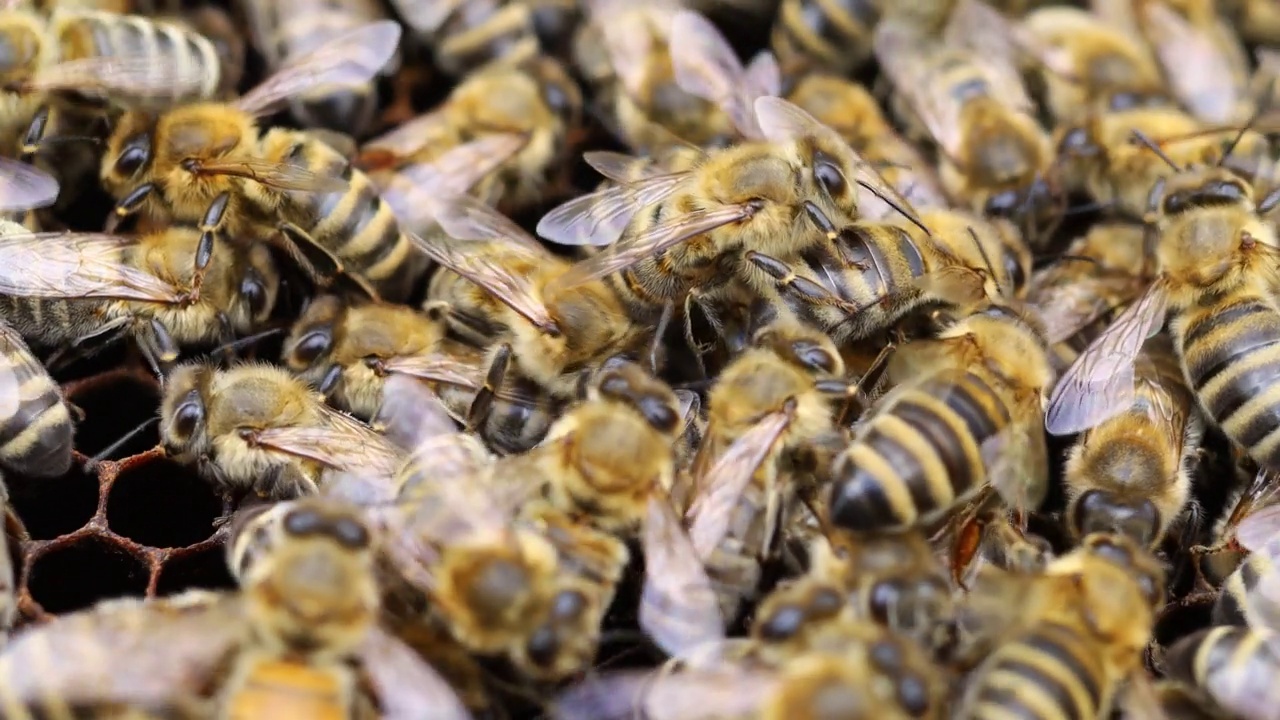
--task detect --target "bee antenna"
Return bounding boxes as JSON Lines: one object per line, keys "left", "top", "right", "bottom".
{"left": 1063, "top": 199, "right": 1113, "bottom": 216}
{"left": 966, "top": 226, "right": 1002, "bottom": 297}
{"left": 83, "top": 416, "right": 160, "bottom": 472}
{"left": 855, "top": 179, "right": 929, "bottom": 236}
{"left": 208, "top": 326, "right": 284, "bottom": 362}
{"left": 1129, "top": 130, "right": 1182, "bottom": 171}
{"left": 1219, "top": 76, "right": 1275, "bottom": 168}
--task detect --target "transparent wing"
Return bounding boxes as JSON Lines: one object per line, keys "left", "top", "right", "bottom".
{"left": 0, "top": 232, "right": 186, "bottom": 303}
{"left": 686, "top": 406, "right": 793, "bottom": 559}
{"left": 1237, "top": 502, "right": 1280, "bottom": 553}
{"left": 236, "top": 20, "right": 402, "bottom": 117}
{"left": 639, "top": 494, "right": 724, "bottom": 658}
{"left": 1140, "top": 1, "right": 1246, "bottom": 124}
{"left": 390, "top": 0, "right": 465, "bottom": 34}
{"left": 183, "top": 157, "right": 348, "bottom": 193}
{"left": 669, "top": 10, "right": 769, "bottom": 139}
{"left": 554, "top": 668, "right": 776, "bottom": 720}
{"left": 546, "top": 203, "right": 762, "bottom": 294}
{"left": 357, "top": 625, "right": 474, "bottom": 720}
{"left": 1028, "top": 274, "right": 1140, "bottom": 345}
{"left": 23, "top": 55, "right": 210, "bottom": 105}
{"left": 405, "top": 232, "right": 557, "bottom": 333}
{"left": 360, "top": 108, "right": 452, "bottom": 160}
{"left": 0, "top": 593, "right": 243, "bottom": 708}
{"left": 373, "top": 374, "right": 460, "bottom": 453}
{"left": 245, "top": 405, "right": 405, "bottom": 478}
{"left": 0, "top": 320, "right": 46, "bottom": 431}
{"left": 1044, "top": 283, "right": 1168, "bottom": 435}
{"left": 535, "top": 170, "right": 692, "bottom": 247}
{"left": 743, "top": 52, "right": 782, "bottom": 103}
{"left": 376, "top": 134, "right": 526, "bottom": 234}
{"left": 583, "top": 151, "right": 670, "bottom": 183}
{"left": 432, "top": 193, "right": 546, "bottom": 255}
{"left": 754, "top": 96, "right": 925, "bottom": 229}
{"left": 381, "top": 354, "right": 483, "bottom": 390}
{"left": 0, "top": 157, "right": 58, "bottom": 212}
{"left": 942, "top": 0, "right": 1036, "bottom": 110}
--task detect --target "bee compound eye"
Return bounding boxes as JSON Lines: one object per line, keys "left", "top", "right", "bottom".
{"left": 282, "top": 507, "right": 326, "bottom": 537}
{"left": 757, "top": 603, "right": 806, "bottom": 640}
{"left": 290, "top": 331, "right": 331, "bottom": 365}
{"left": 172, "top": 398, "right": 203, "bottom": 440}
{"left": 240, "top": 276, "right": 268, "bottom": 317}
{"left": 330, "top": 516, "right": 370, "bottom": 549}
{"left": 526, "top": 626, "right": 560, "bottom": 667}
{"left": 815, "top": 160, "right": 846, "bottom": 197}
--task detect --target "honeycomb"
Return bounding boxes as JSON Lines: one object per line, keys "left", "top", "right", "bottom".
{"left": 7, "top": 352, "right": 235, "bottom": 625}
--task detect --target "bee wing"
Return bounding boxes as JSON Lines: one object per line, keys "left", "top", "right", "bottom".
{"left": 535, "top": 170, "right": 692, "bottom": 247}
{"left": 592, "top": 1, "right": 665, "bottom": 100}
{"left": 669, "top": 11, "right": 774, "bottom": 139}
{"left": 393, "top": 0, "right": 465, "bottom": 34}
{"left": 686, "top": 406, "right": 793, "bottom": 560}
{"left": 743, "top": 52, "right": 782, "bottom": 104}
{"left": 1236, "top": 501, "right": 1280, "bottom": 554}
{"left": 546, "top": 203, "right": 762, "bottom": 294}
{"left": 1139, "top": 1, "right": 1246, "bottom": 124}
{"left": 376, "top": 134, "right": 527, "bottom": 235}
{"left": 361, "top": 108, "right": 452, "bottom": 160}
{"left": 0, "top": 593, "right": 244, "bottom": 708}
{"left": 0, "top": 232, "right": 186, "bottom": 303}
{"left": 1044, "top": 283, "right": 1169, "bottom": 436}
{"left": 235, "top": 20, "right": 402, "bottom": 117}
{"left": 676, "top": 389, "right": 701, "bottom": 427}
{"left": 184, "top": 157, "right": 348, "bottom": 193}
{"left": 942, "top": 0, "right": 1034, "bottom": 100}
{"left": 23, "top": 55, "right": 210, "bottom": 106}
{"left": 244, "top": 404, "right": 404, "bottom": 479}
{"left": 753, "top": 96, "right": 925, "bottom": 229}
{"left": 0, "top": 157, "right": 58, "bottom": 212}
{"left": 640, "top": 494, "right": 724, "bottom": 658}
{"left": 356, "top": 625, "right": 473, "bottom": 720}
{"left": 406, "top": 232, "right": 557, "bottom": 333}
{"left": 382, "top": 354, "right": 483, "bottom": 391}
{"left": 583, "top": 151, "right": 669, "bottom": 183}
{"left": 1029, "top": 274, "right": 1140, "bottom": 345}
{"left": 980, "top": 410, "right": 1049, "bottom": 515}
{"left": 554, "top": 668, "right": 777, "bottom": 720}
{"left": 432, "top": 193, "right": 546, "bottom": 255}
{"left": 373, "top": 374, "right": 460, "bottom": 453}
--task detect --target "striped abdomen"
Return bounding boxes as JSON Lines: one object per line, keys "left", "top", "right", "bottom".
{"left": 770, "top": 0, "right": 879, "bottom": 76}
{"left": 1175, "top": 294, "right": 1280, "bottom": 472}
{"left": 827, "top": 370, "right": 1011, "bottom": 532}
{"left": 54, "top": 10, "right": 221, "bottom": 102}
{"left": 962, "top": 622, "right": 1109, "bottom": 720}
{"left": 0, "top": 324, "right": 73, "bottom": 478}
{"left": 0, "top": 296, "right": 109, "bottom": 349}
{"left": 279, "top": 132, "right": 427, "bottom": 303}
{"left": 1166, "top": 626, "right": 1280, "bottom": 720}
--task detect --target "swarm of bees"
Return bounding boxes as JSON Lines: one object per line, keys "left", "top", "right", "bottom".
{"left": 2, "top": 0, "right": 1280, "bottom": 717}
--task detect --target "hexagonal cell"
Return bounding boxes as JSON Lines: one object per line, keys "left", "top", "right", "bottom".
{"left": 107, "top": 458, "right": 221, "bottom": 548}
{"left": 27, "top": 535, "right": 148, "bottom": 614}
{"left": 6, "top": 464, "right": 99, "bottom": 540}
{"left": 67, "top": 372, "right": 161, "bottom": 461}
{"left": 154, "top": 545, "right": 235, "bottom": 597}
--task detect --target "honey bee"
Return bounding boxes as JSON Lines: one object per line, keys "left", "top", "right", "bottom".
{"left": 389, "top": 0, "right": 579, "bottom": 79}
{"left": 0, "top": 318, "right": 73, "bottom": 478}
{"left": 1045, "top": 165, "right": 1280, "bottom": 475}
{"left": 362, "top": 376, "right": 631, "bottom": 680}
{"left": 1055, "top": 105, "right": 1268, "bottom": 220}
{"left": 0, "top": 223, "right": 280, "bottom": 373}
{"left": 769, "top": 0, "right": 880, "bottom": 79}
{"left": 825, "top": 303, "right": 1054, "bottom": 534}
{"left": 240, "top": 0, "right": 397, "bottom": 135}
{"left": 1063, "top": 336, "right": 1203, "bottom": 549}
{"left": 958, "top": 532, "right": 1165, "bottom": 719}
{"left": 158, "top": 362, "right": 405, "bottom": 500}
{"left": 536, "top": 97, "right": 891, "bottom": 351}
{"left": 785, "top": 73, "right": 948, "bottom": 219}
{"left": 97, "top": 22, "right": 427, "bottom": 302}
{"left": 874, "top": 11, "right": 1063, "bottom": 246}
{"left": 555, "top": 615, "right": 948, "bottom": 720}
{"left": 1016, "top": 4, "right": 1170, "bottom": 124}
{"left": 359, "top": 56, "right": 580, "bottom": 218}
{"left": 1165, "top": 504, "right": 1280, "bottom": 720}
{"left": 747, "top": 202, "right": 1030, "bottom": 348}
{"left": 0, "top": 497, "right": 470, "bottom": 719}
{"left": 413, "top": 193, "right": 654, "bottom": 410}
{"left": 680, "top": 318, "right": 851, "bottom": 619}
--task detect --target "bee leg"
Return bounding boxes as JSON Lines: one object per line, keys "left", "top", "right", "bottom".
{"left": 275, "top": 222, "right": 381, "bottom": 302}
{"left": 746, "top": 249, "right": 860, "bottom": 314}
{"left": 45, "top": 315, "right": 133, "bottom": 372}
{"left": 105, "top": 182, "right": 157, "bottom": 233}
{"left": 648, "top": 299, "right": 674, "bottom": 374}
{"left": 18, "top": 105, "right": 49, "bottom": 164}
{"left": 467, "top": 343, "right": 512, "bottom": 433}
{"left": 682, "top": 290, "right": 720, "bottom": 378}
{"left": 1258, "top": 186, "right": 1280, "bottom": 217}
{"left": 136, "top": 317, "right": 180, "bottom": 379}
{"left": 317, "top": 363, "right": 343, "bottom": 399}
